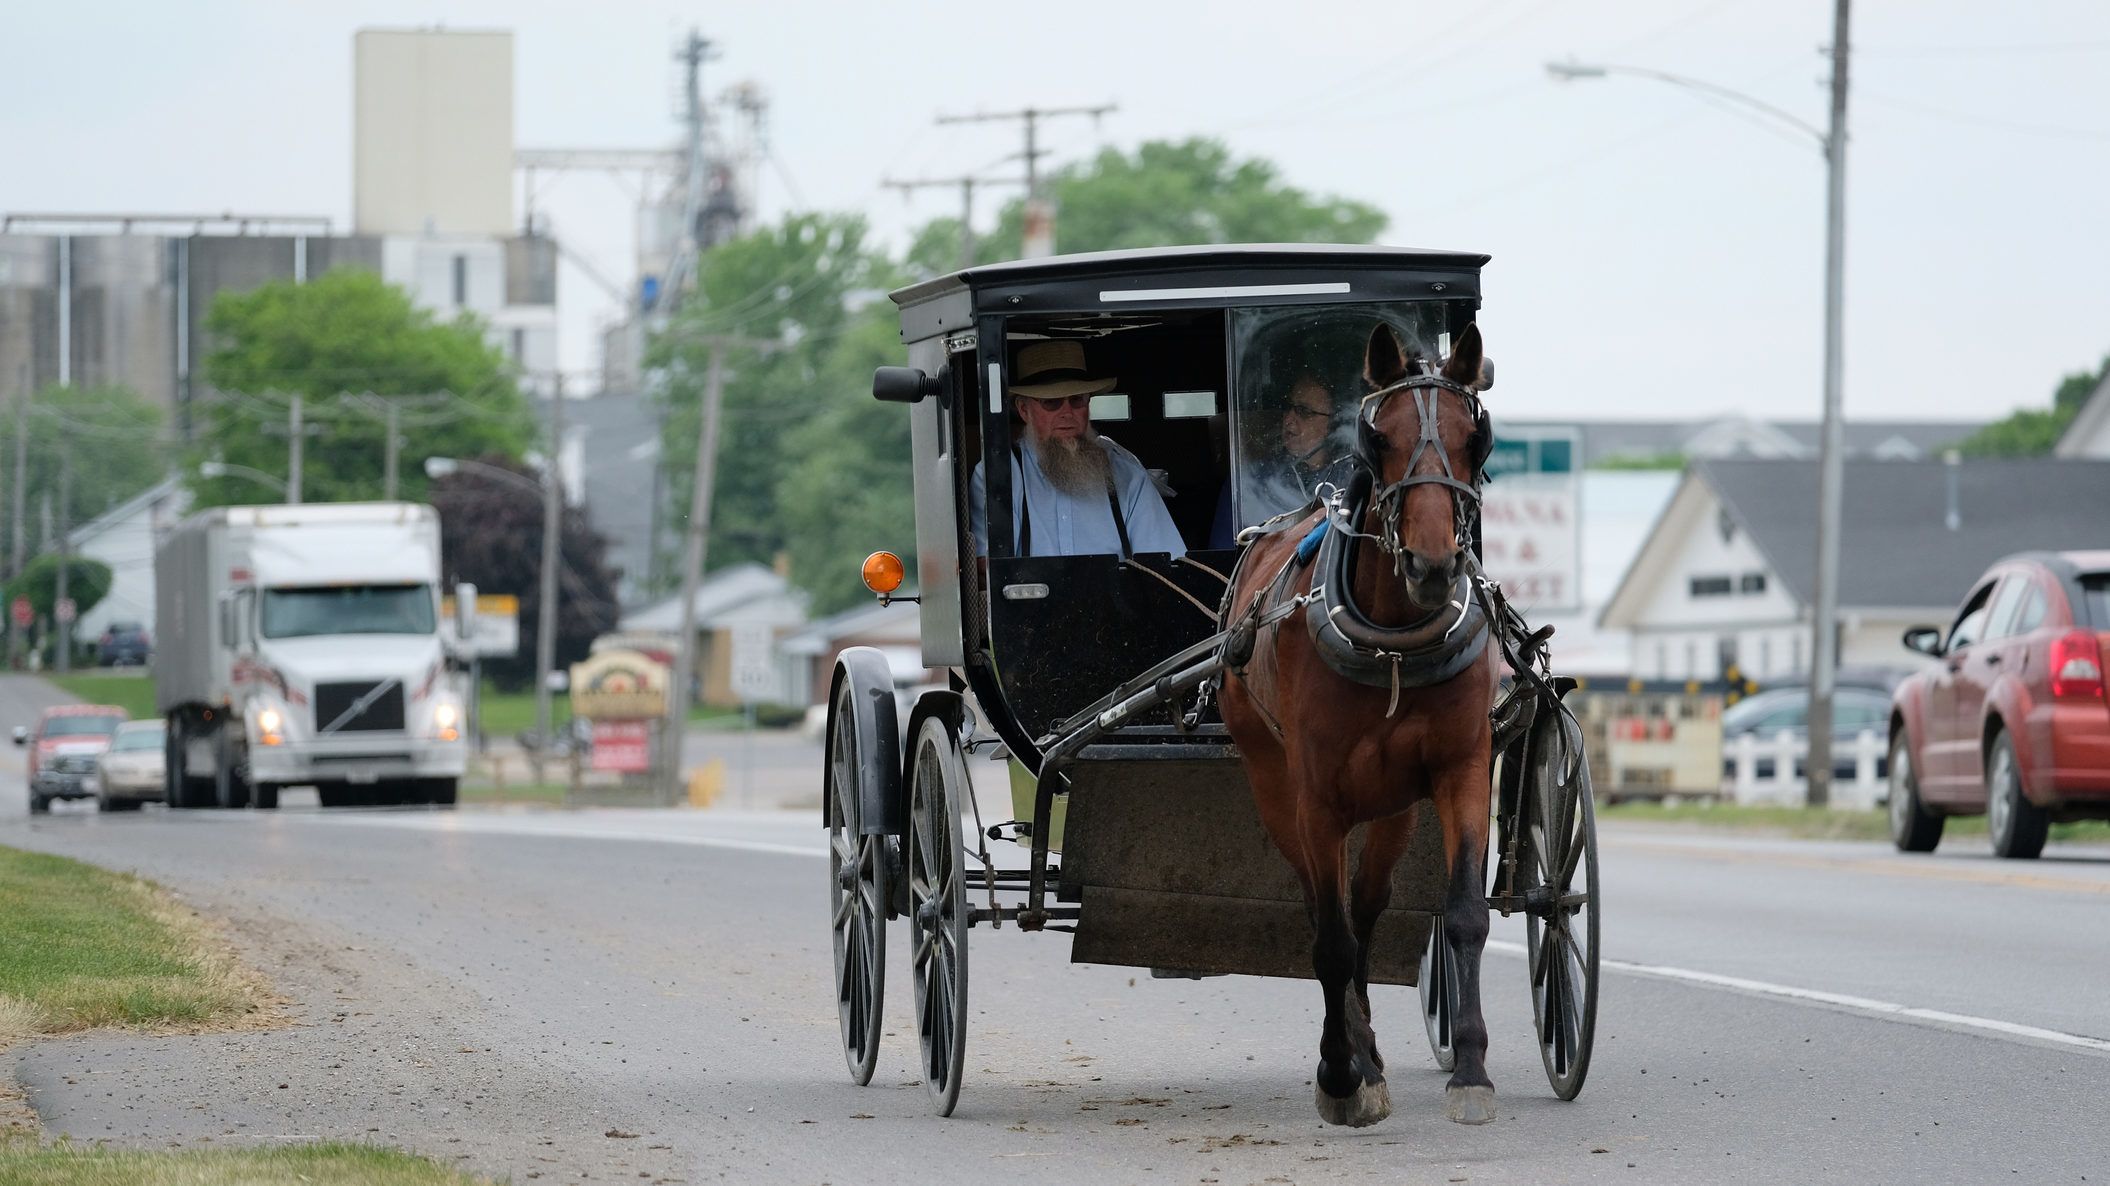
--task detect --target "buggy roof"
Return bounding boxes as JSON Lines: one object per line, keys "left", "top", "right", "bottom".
{"left": 887, "top": 243, "right": 1490, "bottom": 342}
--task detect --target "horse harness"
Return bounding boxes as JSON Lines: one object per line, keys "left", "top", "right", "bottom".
{"left": 1218, "top": 366, "right": 1499, "bottom": 726}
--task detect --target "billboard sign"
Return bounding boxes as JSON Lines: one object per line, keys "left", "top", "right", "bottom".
{"left": 440, "top": 593, "right": 521, "bottom": 658}
{"left": 1480, "top": 425, "right": 1582, "bottom": 612}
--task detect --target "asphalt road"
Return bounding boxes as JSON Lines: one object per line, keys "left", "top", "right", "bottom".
{"left": 2, "top": 676, "right": 2107, "bottom": 1184}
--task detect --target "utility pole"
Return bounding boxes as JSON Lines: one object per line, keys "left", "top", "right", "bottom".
{"left": 53, "top": 452, "right": 70, "bottom": 674}
{"left": 1805, "top": 0, "right": 1852, "bottom": 808}
{"left": 383, "top": 400, "right": 401, "bottom": 501}
{"left": 662, "top": 336, "right": 772, "bottom": 801}
{"left": 936, "top": 103, "right": 1115, "bottom": 258}
{"left": 883, "top": 174, "right": 1026, "bottom": 270}
{"left": 534, "top": 375, "right": 566, "bottom": 786}
{"left": 7, "top": 365, "right": 24, "bottom": 670}
{"left": 287, "top": 394, "right": 304, "bottom": 505}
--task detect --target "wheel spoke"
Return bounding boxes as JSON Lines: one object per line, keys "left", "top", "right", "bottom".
{"left": 832, "top": 889, "right": 855, "bottom": 929}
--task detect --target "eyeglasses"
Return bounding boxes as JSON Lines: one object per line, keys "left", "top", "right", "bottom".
{"left": 1284, "top": 403, "right": 1331, "bottom": 422}
{"left": 1028, "top": 394, "right": 1095, "bottom": 410}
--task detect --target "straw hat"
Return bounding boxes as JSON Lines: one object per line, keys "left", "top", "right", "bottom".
{"left": 1008, "top": 340, "right": 1118, "bottom": 400}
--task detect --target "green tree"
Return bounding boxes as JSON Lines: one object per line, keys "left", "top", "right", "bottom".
{"left": 648, "top": 214, "right": 896, "bottom": 592}
{"left": 193, "top": 268, "right": 535, "bottom": 508}
{"left": 910, "top": 138, "right": 1388, "bottom": 273}
{"left": 0, "top": 385, "right": 169, "bottom": 567}
{"left": 773, "top": 305, "right": 919, "bottom": 614}
{"left": 1954, "top": 354, "right": 2108, "bottom": 457}
{"left": 5, "top": 555, "right": 113, "bottom": 624}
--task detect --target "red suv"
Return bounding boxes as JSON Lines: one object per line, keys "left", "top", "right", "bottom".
{"left": 1887, "top": 551, "right": 2110, "bottom": 858}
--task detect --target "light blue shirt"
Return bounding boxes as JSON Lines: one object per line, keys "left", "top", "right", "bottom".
{"left": 969, "top": 437, "right": 1186, "bottom": 559}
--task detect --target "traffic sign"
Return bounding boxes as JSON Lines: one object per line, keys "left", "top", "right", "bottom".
{"left": 54, "top": 598, "right": 76, "bottom": 625}
{"left": 9, "top": 597, "right": 29, "bottom": 629}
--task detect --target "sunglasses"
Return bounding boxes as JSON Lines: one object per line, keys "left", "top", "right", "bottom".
{"left": 1028, "top": 394, "right": 1095, "bottom": 410}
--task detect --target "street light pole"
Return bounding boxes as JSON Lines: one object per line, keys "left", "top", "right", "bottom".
{"left": 1548, "top": 0, "right": 1852, "bottom": 806}
{"left": 1805, "top": 0, "right": 1853, "bottom": 807}
{"left": 534, "top": 376, "right": 565, "bottom": 784}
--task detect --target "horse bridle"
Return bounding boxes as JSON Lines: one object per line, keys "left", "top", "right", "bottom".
{"left": 1348, "top": 367, "right": 1491, "bottom": 580}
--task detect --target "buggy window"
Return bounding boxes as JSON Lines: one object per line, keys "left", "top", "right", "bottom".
{"left": 1225, "top": 302, "right": 1454, "bottom": 539}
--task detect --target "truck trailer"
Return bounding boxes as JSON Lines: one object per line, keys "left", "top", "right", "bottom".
{"left": 154, "top": 502, "right": 467, "bottom": 808}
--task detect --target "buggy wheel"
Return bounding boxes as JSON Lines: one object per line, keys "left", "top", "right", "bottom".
{"left": 827, "top": 678, "right": 887, "bottom": 1087}
{"left": 906, "top": 716, "right": 970, "bottom": 1117}
{"left": 1521, "top": 710, "right": 1599, "bottom": 1101}
{"left": 1418, "top": 921, "right": 1459, "bottom": 1071}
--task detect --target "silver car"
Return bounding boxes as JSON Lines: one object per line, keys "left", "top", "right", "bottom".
{"left": 95, "top": 720, "right": 167, "bottom": 811}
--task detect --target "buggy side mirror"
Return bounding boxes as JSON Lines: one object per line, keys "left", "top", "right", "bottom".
{"left": 1902, "top": 625, "right": 1942, "bottom": 657}
{"left": 873, "top": 366, "right": 941, "bottom": 404}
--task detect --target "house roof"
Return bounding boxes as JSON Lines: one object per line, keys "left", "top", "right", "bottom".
{"left": 2055, "top": 370, "right": 2110, "bottom": 458}
{"left": 621, "top": 563, "right": 808, "bottom": 632}
{"left": 70, "top": 476, "right": 187, "bottom": 546}
{"left": 1703, "top": 458, "right": 2110, "bottom": 609}
{"left": 1498, "top": 418, "right": 1985, "bottom": 467}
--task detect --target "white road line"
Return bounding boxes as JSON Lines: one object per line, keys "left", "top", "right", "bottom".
{"left": 212, "top": 809, "right": 2110, "bottom": 1056}
{"left": 1485, "top": 938, "right": 2110, "bottom": 1057}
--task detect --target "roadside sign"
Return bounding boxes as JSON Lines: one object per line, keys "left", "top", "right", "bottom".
{"left": 1481, "top": 424, "right": 1583, "bottom": 612}
{"left": 590, "top": 721, "right": 653, "bottom": 774}
{"left": 54, "top": 598, "right": 76, "bottom": 625}
{"left": 439, "top": 593, "right": 522, "bottom": 658}
{"left": 569, "top": 650, "right": 670, "bottom": 721}
{"left": 729, "top": 624, "right": 779, "bottom": 703}
{"left": 9, "top": 597, "right": 29, "bottom": 628}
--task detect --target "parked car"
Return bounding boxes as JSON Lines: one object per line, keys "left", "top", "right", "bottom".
{"left": 1720, "top": 684, "right": 1896, "bottom": 786}
{"left": 15, "top": 704, "right": 130, "bottom": 813}
{"left": 93, "top": 719, "right": 167, "bottom": 811}
{"left": 1887, "top": 551, "right": 2110, "bottom": 858}
{"left": 95, "top": 621, "right": 153, "bottom": 667}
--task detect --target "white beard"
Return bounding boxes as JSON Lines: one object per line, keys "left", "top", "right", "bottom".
{"left": 1032, "top": 428, "right": 1112, "bottom": 497}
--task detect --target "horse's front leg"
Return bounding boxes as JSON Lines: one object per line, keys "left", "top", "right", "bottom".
{"left": 1300, "top": 813, "right": 1392, "bottom": 1128}
{"left": 1347, "top": 809, "right": 1420, "bottom": 1074}
{"left": 1431, "top": 759, "right": 1497, "bottom": 1124}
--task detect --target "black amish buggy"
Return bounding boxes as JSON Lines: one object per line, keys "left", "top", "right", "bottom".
{"left": 824, "top": 245, "right": 1599, "bottom": 1121}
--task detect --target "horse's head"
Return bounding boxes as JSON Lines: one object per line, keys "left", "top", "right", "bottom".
{"left": 1357, "top": 322, "right": 1489, "bottom": 611}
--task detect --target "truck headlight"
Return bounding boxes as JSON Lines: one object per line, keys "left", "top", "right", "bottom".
{"left": 255, "top": 707, "right": 285, "bottom": 747}
{"left": 433, "top": 701, "right": 460, "bottom": 743}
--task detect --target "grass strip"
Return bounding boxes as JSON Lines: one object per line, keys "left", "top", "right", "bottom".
{"left": 0, "top": 847, "right": 272, "bottom": 1047}
{"left": 0, "top": 1135, "right": 492, "bottom": 1185}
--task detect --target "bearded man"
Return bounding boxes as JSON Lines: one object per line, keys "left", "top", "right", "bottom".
{"left": 968, "top": 340, "right": 1186, "bottom": 559}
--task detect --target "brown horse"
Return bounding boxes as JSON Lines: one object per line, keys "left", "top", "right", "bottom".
{"left": 1220, "top": 321, "right": 1496, "bottom": 1128}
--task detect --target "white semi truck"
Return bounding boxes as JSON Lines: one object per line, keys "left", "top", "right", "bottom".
{"left": 154, "top": 502, "right": 467, "bottom": 809}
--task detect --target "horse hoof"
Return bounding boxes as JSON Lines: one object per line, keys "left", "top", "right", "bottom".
{"left": 1315, "top": 1079, "right": 1392, "bottom": 1128}
{"left": 1445, "top": 1084, "right": 1497, "bottom": 1125}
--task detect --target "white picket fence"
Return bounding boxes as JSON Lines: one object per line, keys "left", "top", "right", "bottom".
{"left": 1722, "top": 729, "right": 1889, "bottom": 809}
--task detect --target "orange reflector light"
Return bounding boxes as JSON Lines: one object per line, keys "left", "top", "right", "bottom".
{"left": 861, "top": 551, "right": 905, "bottom": 595}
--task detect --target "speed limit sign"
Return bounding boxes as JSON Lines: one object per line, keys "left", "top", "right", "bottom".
{"left": 54, "top": 598, "right": 76, "bottom": 625}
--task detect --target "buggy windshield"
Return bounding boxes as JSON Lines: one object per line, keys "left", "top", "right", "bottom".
{"left": 261, "top": 584, "right": 437, "bottom": 639}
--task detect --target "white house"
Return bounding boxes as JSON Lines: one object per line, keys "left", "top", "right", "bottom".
{"left": 70, "top": 478, "right": 191, "bottom": 647}
{"left": 1601, "top": 458, "right": 2110, "bottom": 683}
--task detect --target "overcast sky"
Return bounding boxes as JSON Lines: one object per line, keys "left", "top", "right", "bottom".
{"left": 7, "top": 1, "right": 2106, "bottom": 425}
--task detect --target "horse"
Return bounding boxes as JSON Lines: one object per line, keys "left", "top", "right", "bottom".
{"left": 1219, "top": 321, "right": 1497, "bottom": 1129}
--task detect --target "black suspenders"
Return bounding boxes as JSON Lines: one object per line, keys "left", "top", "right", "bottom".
{"left": 1012, "top": 444, "right": 1132, "bottom": 558}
